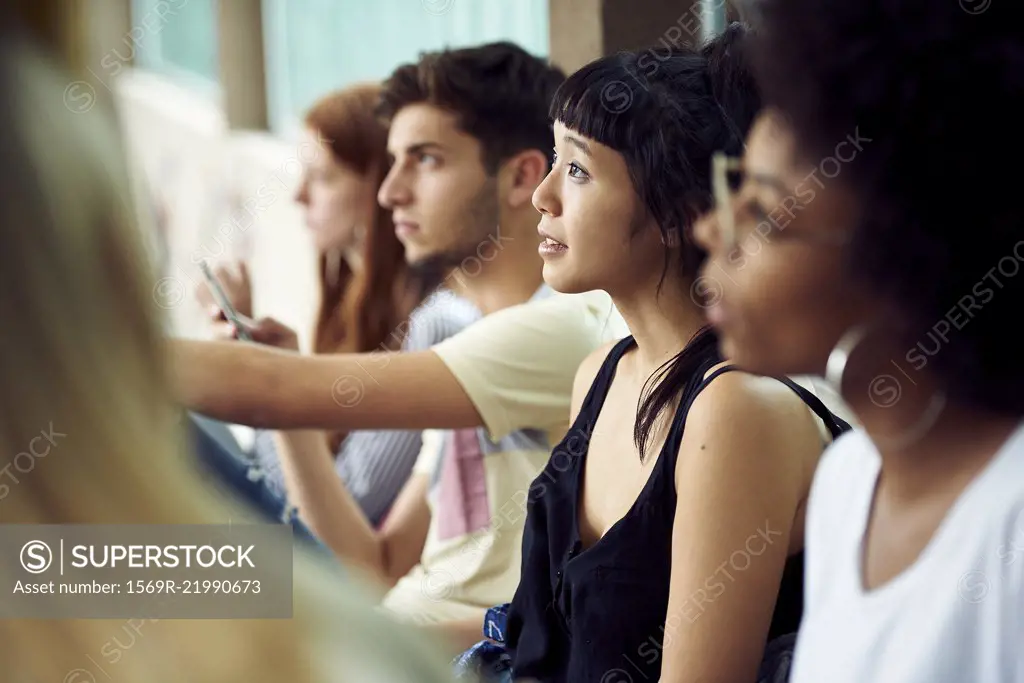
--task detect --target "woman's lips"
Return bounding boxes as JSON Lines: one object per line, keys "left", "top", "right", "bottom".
{"left": 538, "top": 237, "right": 568, "bottom": 256}
{"left": 394, "top": 221, "right": 420, "bottom": 239}
{"left": 537, "top": 226, "right": 567, "bottom": 256}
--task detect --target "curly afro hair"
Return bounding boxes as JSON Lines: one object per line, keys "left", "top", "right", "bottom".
{"left": 752, "top": 0, "right": 1024, "bottom": 416}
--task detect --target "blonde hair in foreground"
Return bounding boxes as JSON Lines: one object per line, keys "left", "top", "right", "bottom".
{"left": 0, "top": 36, "right": 453, "bottom": 683}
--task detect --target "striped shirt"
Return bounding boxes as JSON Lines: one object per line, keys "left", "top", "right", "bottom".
{"left": 250, "top": 290, "right": 480, "bottom": 526}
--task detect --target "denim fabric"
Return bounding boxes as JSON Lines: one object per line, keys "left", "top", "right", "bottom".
{"left": 452, "top": 604, "right": 512, "bottom": 681}
{"left": 187, "top": 414, "right": 322, "bottom": 548}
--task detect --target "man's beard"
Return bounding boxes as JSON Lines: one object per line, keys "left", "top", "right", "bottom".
{"left": 408, "top": 178, "right": 500, "bottom": 286}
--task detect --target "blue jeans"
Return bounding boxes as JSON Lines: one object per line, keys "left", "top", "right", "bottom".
{"left": 452, "top": 604, "right": 513, "bottom": 681}
{"left": 187, "top": 414, "right": 322, "bottom": 548}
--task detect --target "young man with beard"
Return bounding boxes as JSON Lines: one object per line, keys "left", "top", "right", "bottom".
{"left": 171, "top": 42, "right": 627, "bottom": 650}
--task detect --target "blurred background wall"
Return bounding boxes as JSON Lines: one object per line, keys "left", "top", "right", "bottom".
{"left": 18, "top": 0, "right": 736, "bottom": 348}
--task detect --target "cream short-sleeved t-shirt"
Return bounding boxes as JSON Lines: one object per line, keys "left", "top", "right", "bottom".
{"left": 382, "top": 288, "right": 628, "bottom": 622}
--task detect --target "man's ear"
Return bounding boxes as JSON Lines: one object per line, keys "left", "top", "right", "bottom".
{"left": 501, "top": 149, "right": 549, "bottom": 209}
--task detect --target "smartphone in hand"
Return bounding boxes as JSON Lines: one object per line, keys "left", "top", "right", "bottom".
{"left": 197, "top": 260, "right": 254, "bottom": 342}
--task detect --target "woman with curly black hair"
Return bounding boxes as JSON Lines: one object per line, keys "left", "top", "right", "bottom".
{"left": 695, "top": 1, "right": 1024, "bottom": 681}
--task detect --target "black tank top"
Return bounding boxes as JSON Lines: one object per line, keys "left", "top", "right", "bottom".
{"left": 506, "top": 334, "right": 850, "bottom": 682}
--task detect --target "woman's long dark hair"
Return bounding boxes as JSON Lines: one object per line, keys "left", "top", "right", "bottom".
{"left": 550, "top": 23, "right": 761, "bottom": 459}
{"left": 304, "top": 84, "right": 430, "bottom": 452}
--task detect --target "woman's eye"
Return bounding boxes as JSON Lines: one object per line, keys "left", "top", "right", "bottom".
{"left": 738, "top": 197, "right": 771, "bottom": 224}
{"left": 568, "top": 162, "right": 589, "bottom": 180}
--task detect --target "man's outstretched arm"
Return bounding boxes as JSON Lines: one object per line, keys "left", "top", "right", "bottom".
{"left": 170, "top": 339, "right": 483, "bottom": 431}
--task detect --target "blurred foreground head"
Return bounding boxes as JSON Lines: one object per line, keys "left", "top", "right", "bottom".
{"left": 697, "top": 0, "right": 1023, "bottom": 416}
{"left": 0, "top": 29, "right": 451, "bottom": 683}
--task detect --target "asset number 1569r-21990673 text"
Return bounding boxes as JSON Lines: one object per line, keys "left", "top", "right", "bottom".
{"left": 125, "top": 579, "right": 261, "bottom": 594}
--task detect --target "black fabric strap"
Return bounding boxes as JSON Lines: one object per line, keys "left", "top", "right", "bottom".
{"left": 775, "top": 377, "right": 852, "bottom": 439}
{"left": 680, "top": 365, "right": 851, "bottom": 442}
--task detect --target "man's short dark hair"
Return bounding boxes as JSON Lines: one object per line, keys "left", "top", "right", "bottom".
{"left": 753, "top": 0, "right": 1024, "bottom": 415}
{"left": 378, "top": 41, "right": 566, "bottom": 173}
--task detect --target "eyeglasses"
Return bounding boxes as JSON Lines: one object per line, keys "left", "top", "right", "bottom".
{"left": 711, "top": 151, "right": 850, "bottom": 252}
{"left": 712, "top": 153, "right": 744, "bottom": 251}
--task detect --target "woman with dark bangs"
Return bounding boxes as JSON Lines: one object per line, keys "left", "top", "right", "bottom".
{"left": 500, "top": 24, "right": 852, "bottom": 683}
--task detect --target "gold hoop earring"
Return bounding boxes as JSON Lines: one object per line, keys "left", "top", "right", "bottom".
{"left": 825, "top": 323, "right": 947, "bottom": 449}
{"left": 825, "top": 324, "right": 869, "bottom": 393}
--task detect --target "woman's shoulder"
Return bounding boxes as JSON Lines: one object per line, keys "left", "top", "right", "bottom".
{"left": 694, "top": 363, "right": 848, "bottom": 440}
{"left": 695, "top": 364, "right": 812, "bottom": 420}
{"left": 579, "top": 337, "right": 631, "bottom": 382}
{"left": 680, "top": 366, "right": 829, "bottom": 486}
{"left": 569, "top": 337, "right": 634, "bottom": 418}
